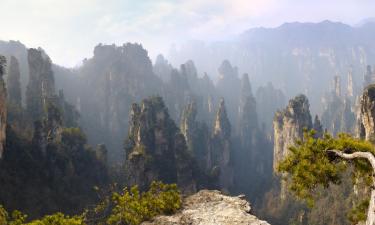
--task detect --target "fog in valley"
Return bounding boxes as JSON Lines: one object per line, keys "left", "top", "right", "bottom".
{"left": 0, "top": 1, "right": 375, "bottom": 225}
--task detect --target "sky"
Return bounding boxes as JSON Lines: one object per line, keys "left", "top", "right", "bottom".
{"left": 0, "top": 0, "right": 374, "bottom": 67}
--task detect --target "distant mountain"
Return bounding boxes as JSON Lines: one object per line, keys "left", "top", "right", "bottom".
{"left": 355, "top": 17, "right": 375, "bottom": 27}
{"left": 169, "top": 20, "right": 375, "bottom": 114}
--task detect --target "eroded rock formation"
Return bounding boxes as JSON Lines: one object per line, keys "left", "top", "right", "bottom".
{"left": 26, "top": 48, "right": 56, "bottom": 120}
{"left": 7, "top": 56, "right": 22, "bottom": 106}
{"left": 0, "top": 56, "right": 7, "bottom": 159}
{"left": 209, "top": 98, "right": 233, "bottom": 191}
{"left": 358, "top": 84, "right": 375, "bottom": 141}
{"left": 125, "top": 96, "right": 196, "bottom": 193}
{"left": 256, "top": 82, "right": 286, "bottom": 133}
{"left": 142, "top": 190, "right": 270, "bottom": 225}
{"left": 273, "top": 94, "right": 312, "bottom": 171}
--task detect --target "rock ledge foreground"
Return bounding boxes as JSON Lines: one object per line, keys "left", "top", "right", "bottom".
{"left": 142, "top": 189, "right": 270, "bottom": 225}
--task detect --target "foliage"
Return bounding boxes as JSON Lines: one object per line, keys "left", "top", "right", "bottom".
{"left": 278, "top": 130, "right": 374, "bottom": 222}
{"left": 60, "top": 127, "right": 87, "bottom": 148}
{"left": 25, "top": 213, "right": 83, "bottom": 225}
{"left": 0, "top": 181, "right": 180, "bottom": 225}
{"left": 0, "top": 205, "right": 27, "bottom": 225}
{"left": 106, "top": 181, "right": 181, "bottom": 225}
{"left": 0, "top": 206, "right": 83, "bottom": 225}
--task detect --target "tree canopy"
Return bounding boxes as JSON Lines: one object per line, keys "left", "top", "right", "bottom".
{"left": 278, "top": 130, "right": 375, "bottom": 223}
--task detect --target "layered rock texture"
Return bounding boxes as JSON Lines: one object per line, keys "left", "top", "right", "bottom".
{"left": 125, "top": 96, "right": 196, "bottom": 193}
{"left": 256, "top": 82, "right": 286, "bottom": 133}
{"left": 142, "top": 190, "right": 270, "bottom": 225}
{"left": 180, "top": 100, "right": 209, "bottom": 170}
{"left": 26, "top": 48, "right": 56, "bottom": 120}
{"left": 209, "top": 98, "right": 233, "bottom": 191}
{"left": 7, "top": 56, "right": 22, "bottom": 106}
{"left": 273, "top": 94, "right": 312, "bottom": 171}
{"left": 321, "top": 76, "right": 356, "bottom": 136}
{"left": 0, "top": 56, "right": 7, "bottom": 159}
{"left": 358, "top": 84, "right": 375, "bottom": 141}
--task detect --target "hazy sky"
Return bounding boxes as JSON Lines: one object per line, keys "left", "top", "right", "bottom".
{"left": 0, "top": 0, "right": 374, "bottom": 67}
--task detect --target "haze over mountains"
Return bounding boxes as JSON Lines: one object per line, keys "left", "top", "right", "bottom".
{"left": 1, "top": 19, "right": 375, "bottom": 224}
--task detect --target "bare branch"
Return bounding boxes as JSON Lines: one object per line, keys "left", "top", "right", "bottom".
{"left": 327, "top": 149, "right": 375, "bottom": 170}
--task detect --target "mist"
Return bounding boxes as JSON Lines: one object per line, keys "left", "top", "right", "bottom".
{"left": 0, "top": 1, "right": 375, "bottom": 225}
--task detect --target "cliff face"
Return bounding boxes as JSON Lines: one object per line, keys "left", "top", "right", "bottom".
{"left": 209, "top": 98, "right": 233, "bottom": 191}
{"left": 358, "top": 84, "right": 375, "bottom": 141}
{"left": 7, "top": 56, "right": 22, "bottom": 106}
{"left": 142, "top": 190, "right": 270, "bottom": 225}
{"left": 26, "top": 48, "right": 56, "bottom": 121}
{"left": 125, "top": 96, "right": 196, "bottom": 193}
{"left": 273, "top": 94, "right": 312, "bottom": 171}
{"left": 256, "top": 82, "right": 286, "bottom": 133}
{"left": 180, "top": 100, "right": 210, "bottom": 170}
{"left": 76, "top": 43, "right": 163, "bottom": 160}
{"left": 0, "top": 56, "right": 7, "bottom": 159}
{"left": 321, "top": 76, "right": 356, "bottom": 136}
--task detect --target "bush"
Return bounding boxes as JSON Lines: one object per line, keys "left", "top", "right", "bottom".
{"left": 107, "top": 181, "right": 181, "bottom": 225}
{"left": 0, "top": 181, "right": 181, "bottom": 225}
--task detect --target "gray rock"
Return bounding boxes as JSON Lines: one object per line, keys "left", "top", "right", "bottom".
{"left": 142, "top": 190, "right": 270, "bottom": 225}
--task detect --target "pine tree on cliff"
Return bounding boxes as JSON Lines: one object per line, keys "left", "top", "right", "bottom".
{"left": 7, "top": 56, "right": 22, "bottom": 106}
{"left": 279, "top": 85, "right": 375, "bottom": 225}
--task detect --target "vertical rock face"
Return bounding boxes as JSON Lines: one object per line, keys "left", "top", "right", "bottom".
{"left": 216, "top": 60, "right": 241, "bottom": 125}
{"left": 358, "top": 84, "right": 375, "bottom": 141}
{"left": 273, "top": 94, "right": 312, "bottom": 171}
{"left": 313, "top": 115, "right": 323, "bottom": 138}
{"left": 364, "top": 65, "right": 374, "bottom": 87}
{"left": 321, "top": 76, "right": 356, "bottom": 135}
{"left": 333, "top": 75, "right": 341, "bottom": 97}
{"left": 7, "top": 56, "right": 22, "bottom": 106}
{"left": 347, "top": 69, "right": 354, "bottom": 98}
{"left": 78, "top": 43, "right": 163, "bottom": 160}
{"left": 180, "top": 100, "right": 198, "bottom": 154}
{"left": 153, "top": 54, "right": 173, "bottom": 82}
{"left": 0, "top": 56, "right": 7, "bottom": 159}
{"left": 209, "top": 98, "right": 233, "bottom": 191}
{"left": 239, "top": 74, "right": 258, "bottom": 140}
{"left": 180, "top": 99, "right": 210, "bottom": 172}
{"left": 26, "top": 48, "right": 55, "bottom": 120}
{"left": 125, "top": 96, "right": 196, "bottom": 193}
{"left": 256, "top": 82, "right": 286, "bottom": 133}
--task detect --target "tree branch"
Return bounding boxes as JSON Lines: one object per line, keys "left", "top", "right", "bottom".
{"left": 327, "top": 149, "right": 375, "bottom": 170}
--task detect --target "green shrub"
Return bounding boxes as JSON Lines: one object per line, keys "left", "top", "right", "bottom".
{"left": 26, "top": 213, "right": 83, "bottom": 225}
{"left": 107, "top": 181, "right": 181, "bottom": 225}
{"left": 0, "top": 181, "right": 181, "bottom": 225}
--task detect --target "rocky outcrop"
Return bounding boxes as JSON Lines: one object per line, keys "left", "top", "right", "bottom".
{"left": 77, "top": 43, "right": 163, "bottom": 160}
{"left": 153, "top": 54, "right": 173, "bottom": 83}
{"left": 26, "top": 48, "right": 56, "bottom": 120}
{"left": 256, "top": 82, "right": 286, "bottom": 133}
{"left": 125, "top": 96, "right": 196, "bottom": 193}
{"left": 209, "top": 98, "right": 233, "bottom": 191}
{"left": 313, "top": 115, "right": 323, "bottom": 138}
{"left": 239, "top": 73, "right": 258, "bottom": 148}
{"left": 7, "top": 56, "right": 22, "bottom": 106}
{"left": 273, "top": 94, "right": 312, "bottom": 171}
{"left": 142, "top": 190, "right": 270, "bottom": 225}
{"left": 216, "top": 60, "right": 241, "bottom": 125}
{"left": 358, "top": 84, "right": 375, "bottom": 141}
{"left": 321, "top": 76, "right": 356, "bottom": 136}
{"left": 0, "top": 56, "right": 7, "bottom": 159}
{"left": 364, "top": 65, "right": 375, "bottom": 88}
